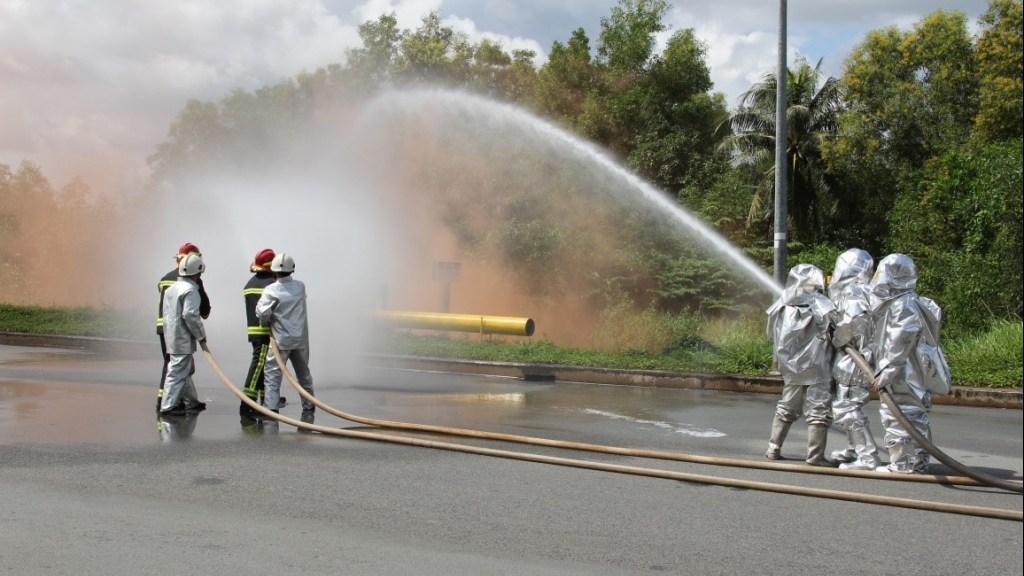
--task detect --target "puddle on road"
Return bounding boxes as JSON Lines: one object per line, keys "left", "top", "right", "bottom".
{"left": 0, "top": 379, "right": 159, "bottom": 445}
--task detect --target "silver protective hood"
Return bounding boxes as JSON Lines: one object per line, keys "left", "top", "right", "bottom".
{"left": 774, "top": 263, "right": 827, "bottom": 309}
{"left": 870, "top": 253, "right": 918, "bottom": 308}
{"left": 829, "top": 248, "right": 873, "bottom": 296}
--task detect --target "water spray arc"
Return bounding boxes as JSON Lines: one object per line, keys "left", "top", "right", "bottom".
{"left": 359, "top": 90, "right": 784, "bottom": 298}
{"left": 198, "top": 342, "right": 1021, "bottom": 522}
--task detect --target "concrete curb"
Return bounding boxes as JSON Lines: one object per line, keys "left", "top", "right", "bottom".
{"left": 2, "top": 332, "right": 1019, "bottom": 410}
{"left": 362, "top": 354, "right": 1023, "bottom": 410}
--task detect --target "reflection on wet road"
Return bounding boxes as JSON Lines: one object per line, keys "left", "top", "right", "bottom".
{"left": 0, "top": 343, "right": 1021, "bottom": 479}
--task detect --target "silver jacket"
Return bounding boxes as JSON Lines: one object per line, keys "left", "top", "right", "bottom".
{"left": 767, "top": 264, "right": 837, "bottom": 385}
{"left": 256, "top": 276, "right": 310, "bottom": 350}
{"left": 162, "top": 277, "right": 206, "bottom": 354}
{"left": 829, "top": 249, "right": 874, "bottom": 387}
{"left": 870, "top": 254, "right": 940, "bottom": 397}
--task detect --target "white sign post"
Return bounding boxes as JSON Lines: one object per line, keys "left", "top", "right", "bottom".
{"left": 432, "top": 261, "right": 461, "bottom": 313}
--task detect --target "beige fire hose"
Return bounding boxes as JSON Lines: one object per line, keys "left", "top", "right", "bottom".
{"left": 265, "top": 340, "right": 1017, "bottom": 489}
{"left": 843, "top": 346, "right": 1023, "bottom": 494}
{"left": 199, "top": 342, "right": 1021, "bottom": 522}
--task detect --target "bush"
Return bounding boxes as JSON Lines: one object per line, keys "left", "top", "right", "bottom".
{"left": 944, "top": 320, "right": 1023, "bottom": 387}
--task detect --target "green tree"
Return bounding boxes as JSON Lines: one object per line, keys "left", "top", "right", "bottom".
{"left": 467, "top": 40, "right": 537, "bottom": 103}
{"left": 974, "top": 0, "right": 1023, "bottom": 142}
{"left": 394, "top": 11, "right": 473, "bottom": 86}
{"left": 825, "top": 10, "right": 978, "bottom": 250}
{"left": 888, "top": 138, "right": 1023, "bottom": 333}
{"left": 721, "top": 59, "right": 842, "bottom": 243}
{"left": 532, "top": 28, "right": 601, "bottom": 127}
{"left": 345, "top": 13, "right": 404, "bottom": 93}
{"left": 597, "top": 0, "right": 668, "bottom": 74}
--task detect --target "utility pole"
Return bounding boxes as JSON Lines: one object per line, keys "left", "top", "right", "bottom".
{"left": 773, "top": 0, "right": 788, "bottom": 286}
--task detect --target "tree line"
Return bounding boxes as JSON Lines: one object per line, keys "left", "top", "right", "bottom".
{"left": 4, "top": 0, "right": 1021, "bottom": 338}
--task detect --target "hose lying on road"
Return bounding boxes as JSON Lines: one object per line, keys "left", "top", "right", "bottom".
{"left": 843, "top": 346, "right": 1023, "bottom": 494}
{"left": 198, "top": 342, "right": 1021, "bottom": 522}
{"left": 266, "top": 340, "right": 1017, "bottom": 489}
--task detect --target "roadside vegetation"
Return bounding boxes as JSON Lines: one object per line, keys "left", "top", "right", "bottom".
{"left": 0, "top": 304, "right": 150, "bottom": 340}
{"left": 2, "top": 2, "right": 1020, "bottom": 388}
{"left": 3, "top": 303, "right": 1019, "bottom": 388}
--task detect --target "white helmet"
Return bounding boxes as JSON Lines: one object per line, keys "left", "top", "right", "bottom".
{"left": 178, "top": 253, "right": 205, "bottom": 276}
{"left": 270, "top": 252, "right": 295, "bottom": 273}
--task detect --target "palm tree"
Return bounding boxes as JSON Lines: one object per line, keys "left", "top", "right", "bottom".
{"left": 720, "top": 58, "right": 842, "bottom": 243}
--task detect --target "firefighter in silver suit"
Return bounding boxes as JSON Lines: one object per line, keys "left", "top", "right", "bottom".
{"left": 765, "top": 264, "right": 838, "bottom": 466}
{"left": 870, "top": 254, "right": 947, "bottom": 474}
{"left": 256, "top": 253, "right": 316, "bottom": 432}
{"left": 158, "top": 253, "right": 208, "bottom": 415}
{"left": 827, "top": 249, "right": 881, "bottom": 470}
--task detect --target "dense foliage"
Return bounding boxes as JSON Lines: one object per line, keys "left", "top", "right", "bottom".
{"left": 3, "top": 0, "right": 1021, "bottom": 344}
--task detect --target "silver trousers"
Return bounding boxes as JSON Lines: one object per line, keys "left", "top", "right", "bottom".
{"left": 879, "top": 389, "right": 932, "bottom": 472}
{"left": 774, "top": 381, "right": 833, "bottom": 426}
{"left": 160, "top": 353, "right": 200, "bottom": 411}
{"left": 263, "top": 347, "right": 315, "bottom": 413}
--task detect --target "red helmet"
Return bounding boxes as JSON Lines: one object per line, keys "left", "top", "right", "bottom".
{"left": 250, "top": 248, "right": 276, "bottom": 272}
{"left": 177, "top": 243, "right": 202, "bottom": 257}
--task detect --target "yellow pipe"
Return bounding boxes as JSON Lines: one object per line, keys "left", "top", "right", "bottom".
{"left": 374, "top": 310, "right": 535, "bottom": 337}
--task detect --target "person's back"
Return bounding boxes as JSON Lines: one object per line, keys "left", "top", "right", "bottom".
{"left": 827, "top": 248, "right": 881, "bottom": 470}
{"left": 767, "top": 265, "right": 836, "bottom": 385}
{"left": 764, "top": 264, "right": 837, "bottom": 466}
{"left": 155, "top": 243, "right": 210, "bottom": 410}
{"left": 158, "top": 254, "right": 207, "bottom": 415}
{"left": 162, "top": 276, "right": 203, "bottom": 355}
{"left": 254, "top": 253, "right": 315, "bottom": 430}
{"left": 241, "top": 248, "right": 280, "bottom": 419}
{"left": 259, "top": 275, "right": 309, "bottom": 351}
{"left": 870, "top": 253, "right": 946, "bottom": 473}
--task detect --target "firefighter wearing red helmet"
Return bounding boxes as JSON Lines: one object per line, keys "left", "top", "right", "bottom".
{"left": 155, "top": 243, "right": 211, "bottom": 411}
{"left": 240, "top": 248, "right": 285, "bottom": 423}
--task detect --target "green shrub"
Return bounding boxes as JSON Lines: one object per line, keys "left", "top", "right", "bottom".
{"left": 944, "top": 320, "right": 1023, "bottom": 387}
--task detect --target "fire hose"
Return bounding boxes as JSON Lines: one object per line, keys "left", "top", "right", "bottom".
{"left": 842, "top": 345, "right": 1023, "bottom": 494}
{"left": 263, "top": 339, "right": 1020, "bottom": 488}
{"left": 198, "top": 342, "right": 1021, "bottom": 521}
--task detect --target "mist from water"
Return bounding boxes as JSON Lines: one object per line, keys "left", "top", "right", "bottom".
{"left": 93, "top": 87, "right": 781, "bottom": 377}
{"left": 356, "top": 89, "right": 782, "bottom": 296}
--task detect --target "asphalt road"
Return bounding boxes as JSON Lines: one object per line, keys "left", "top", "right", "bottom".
{"left": 1, "top": 344, "right": 1021, "bottom": 575}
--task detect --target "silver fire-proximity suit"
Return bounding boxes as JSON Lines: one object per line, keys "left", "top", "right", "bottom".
{"left": 870, "top": 254, "right": 941, "bottom": 474}
{"left": 256, "top": 275, "right": 315, "bottom": 431}
{"left": 827, "top": 249, "right": 881, "bottom": 470}
{"left": 160, "top": 277, "right": 206, "bottom": 413}
{"left": 765, "top": 264, "right": 838, "bottom": 465}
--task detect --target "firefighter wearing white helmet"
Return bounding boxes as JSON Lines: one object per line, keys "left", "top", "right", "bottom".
{"left": 158, "top": 253, "right": 208, "bottom": 415}
{"left": 255, "top": 252, "right": 315, "bottom": 430}
{"left": 155, "top": 243, "right": 211, "bottom": 411}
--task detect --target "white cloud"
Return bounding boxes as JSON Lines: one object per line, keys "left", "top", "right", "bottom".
{"left": 0, "top": 0, "right": 995, "bottom": 190}
{"left": 0, "top": 0, "right": 359, "bottom": 189}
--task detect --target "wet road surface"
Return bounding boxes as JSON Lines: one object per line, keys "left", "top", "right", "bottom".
{"left": 1, "top": 344, "right": 1021, "bottom": 575}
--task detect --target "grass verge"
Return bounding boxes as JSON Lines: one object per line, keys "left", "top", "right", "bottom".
{"left": 0, "top": 303, "right": 150, "bottom": 340}
{"left": 2, "top": 303, "right": 1020, "bottom": 388}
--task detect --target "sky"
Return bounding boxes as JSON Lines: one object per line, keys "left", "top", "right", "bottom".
{"left": 0, "top": 0, "right": 993, "bottom": 191}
